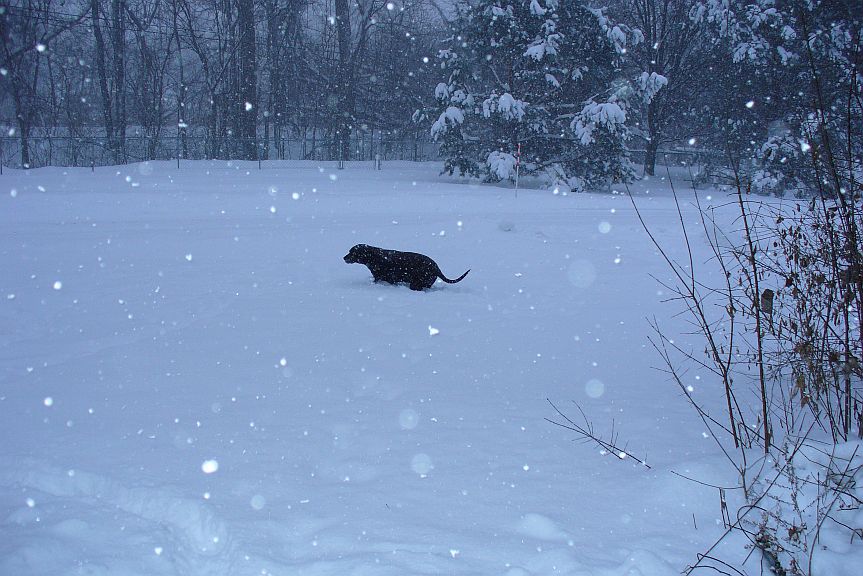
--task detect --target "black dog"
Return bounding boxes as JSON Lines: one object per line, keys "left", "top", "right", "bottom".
{"left": 344, "top": 244, "right": 470, "bottom": 291}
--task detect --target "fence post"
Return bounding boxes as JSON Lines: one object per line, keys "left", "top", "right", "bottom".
{"left": 515, "top": 142, "right": 521, "bottom": 198}
{"left": 338, "top": 136, "right": 345, "bottom": 170}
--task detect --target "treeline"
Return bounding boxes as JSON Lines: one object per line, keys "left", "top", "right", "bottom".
{"left": 1, "top": 0, "right": 861, "bottom": 196}
{"left": 0, "top": 0, "right": 443, "bottom": 166}
{"left": 428, "top": 0, "right": 861, "bottom": 193}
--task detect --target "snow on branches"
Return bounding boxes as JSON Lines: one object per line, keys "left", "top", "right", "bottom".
{"left": 430, "top": 106, "right": 465, "bottom": 140}
{"left": 429, "top": 0, "right": 645, "bottom": 188}
{"left": 635, "top": 72, "right": 668, "bottom": 104}
{"left": 483, "top": 93, "right": 526, "bottom": 122}
{"left": 572, "top": 101, "right": 627, "bottom": 146}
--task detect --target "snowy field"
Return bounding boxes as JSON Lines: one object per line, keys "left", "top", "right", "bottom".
{"left": 0, "top": 161, "right": 779, "bottom": 574}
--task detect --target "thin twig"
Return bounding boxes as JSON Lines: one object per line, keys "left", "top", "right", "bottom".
{"left": 545, "top": 399, "right": 651, "bottom": 469}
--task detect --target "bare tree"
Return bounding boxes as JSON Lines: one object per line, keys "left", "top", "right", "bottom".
{"left": 0, "top": 0, "right": 446, "bottom": 166}
{"left": 0, "top": 1, "right": 87, "bottom": 166}
{"left": 178, "top": 0, "right": 235, "bottom": 157}
{"left": 126, "top": 0, "right": 175, "bottom": 159}
{"left": 236, "top": 0, "right": 256, "bottom": 159}
{"left": 611, "top": 0, "right": 708, "bottom": 175}
{"left": 332, "top": 0, "right": 391, "bottom": 161}
{"left": 171, "top": 0, "right": 189, "bottom": 158}
{"left": 261, "top": 0, "right": 305, "bottom": 158}
{"left": 89, "top": 0, "right": 130, "bottom": 162}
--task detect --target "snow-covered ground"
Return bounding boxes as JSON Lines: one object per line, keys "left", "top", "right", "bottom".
{"left": 0, "top": 161, "right": 800, "bottom": 574}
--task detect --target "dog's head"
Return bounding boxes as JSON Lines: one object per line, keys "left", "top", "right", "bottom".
{"left": 344, "top": 244, "right": 370, "bottom": 264}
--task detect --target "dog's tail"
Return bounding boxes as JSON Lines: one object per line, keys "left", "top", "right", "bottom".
{"left": 439, "top": 269, "right": 470, "bottom": 284}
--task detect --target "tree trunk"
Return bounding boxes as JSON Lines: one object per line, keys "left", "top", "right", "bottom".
{"left": 91, "top": 0, "right": 114, "bottom": 158}
{"left": 111, "top": 0, "right": 126, "bottom": 163}
{"left": 644, "top": 100, "right": 660, "bottom": 176}
{"left": 237, "top": 0, "right": 257, "bottom": 160}
{"left": 644, "top": 138, "right": 659, "bottom": 176}
{"left": 172, "top": 4, "right": 188, "bottom": 159}
{"left": 7, "top": 66, "right": 35, "bottom": 168}
{"left": 18, "top": 119, "right": 31, "bottom": 168}
{"left": 334, "top": 0, "right": 353, "bottom": 162}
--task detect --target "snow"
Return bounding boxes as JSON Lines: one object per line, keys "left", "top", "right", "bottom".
{"left": 482, "top": 93, "right": 527, "bottom": 121}
{"left": 572, "top": 101, "right": 627, "bottom": 145}
{"left": 490, "top": 6, "right": 512, "bottom": 19}
{"left": 524, "top": 42, "right": 550, "bottom": 61}
{"left": 487, "top": 151, "right": 518, "bottom": 181}
{"left": 0, "top": 160, "right": 855, "bottom": 574}
{"left": 430, "top": 106, "right": 464, "bottom": 139}
{"left": 529, "top": 0, "right": 547, "bottom": 17}
{"left": 636, "top": 72, "right": 668, "bottom": 103}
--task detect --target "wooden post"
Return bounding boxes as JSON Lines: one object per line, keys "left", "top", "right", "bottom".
{"left": 515, "top": 143, "right": 521, "bottom": 198}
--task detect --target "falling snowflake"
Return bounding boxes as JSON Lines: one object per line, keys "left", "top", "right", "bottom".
{"left": 399, "top": 409, "right": 419, "bottom": 430}
{"left": 411, "top": 453, "right": 434, "bottom": 476}
{"left": 585, "top": 379, "right": 605, "bottom": 398}
{"left": 250, "top": 495, "right": 266, "bottom": 510}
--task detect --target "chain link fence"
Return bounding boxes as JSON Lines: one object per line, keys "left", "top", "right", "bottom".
{"left": 0, "top": 132, "right": 731, "bottom": 185}
{"left": 0, "top": 133, "right": 441, "bottom": 170}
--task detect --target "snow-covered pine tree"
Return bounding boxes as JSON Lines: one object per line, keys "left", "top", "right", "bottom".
{"left": 430, "top": 0, "right": 647, "bottom": 192}
{"left": 692, "top": 0, "right": 862, "bottom": 196}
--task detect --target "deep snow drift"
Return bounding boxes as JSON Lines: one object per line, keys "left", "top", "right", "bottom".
{"left": 0, "top": 161, "right": 854, "bottom": 575}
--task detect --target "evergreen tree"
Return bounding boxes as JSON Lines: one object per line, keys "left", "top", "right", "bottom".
{"left": 430, "top": 0, "right": 652, "bottom": 192}
{"left": 692, "top": 0, "right": 862, "bottom": 195}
